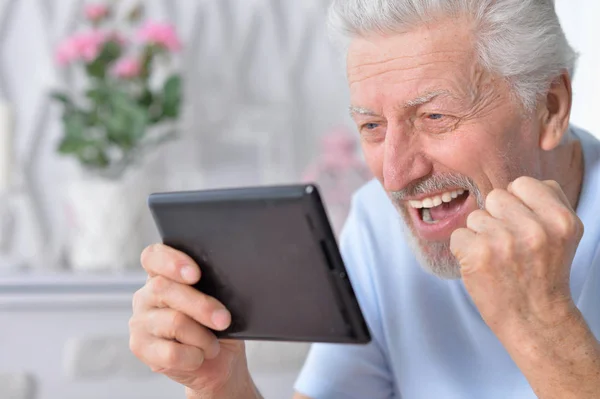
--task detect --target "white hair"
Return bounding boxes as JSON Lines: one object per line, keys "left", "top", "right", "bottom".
{"left": 328, "top": 0, "right": 578, "bottom": 110}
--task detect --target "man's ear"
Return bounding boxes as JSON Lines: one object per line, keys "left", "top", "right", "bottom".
{"left": 539, "top": 71, "right": 573, "bottom": 151}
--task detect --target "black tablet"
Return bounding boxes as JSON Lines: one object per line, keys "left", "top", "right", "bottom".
{"left": 147, "top": 183, "right": 371, "bottom": 344}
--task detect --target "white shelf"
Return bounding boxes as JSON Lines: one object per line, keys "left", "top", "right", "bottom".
{"left": 0, "top": 271, "right": 147, "bottom": 290}
{"left": 0, "top": 271, "right": 148, "bottom": 310}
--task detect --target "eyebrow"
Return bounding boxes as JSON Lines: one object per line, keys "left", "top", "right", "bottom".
{"left": 403, "top": 90, "right": 451, "bottom": 108}
{"left": 348, "top": 106, "right": 380, "bottom": 117}
{"left": 349, "top": 89, "right": 453, "bottom": 117}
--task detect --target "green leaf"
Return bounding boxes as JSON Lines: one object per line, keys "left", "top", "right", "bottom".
{"left": 58, "top": 136, "right": 85, "bottom": 154}
{"left": 86, "top": 40, "right": 123, "bottom": 79}
{"left": 63, "top": 110, "right": 87, "bottom": 137}
{"left": 105, "top": 111, "right": 128, "bottom": 140}
{"left": 138, "top": 88, "right": 154, "bottom": 108}
{"left": 86, "top": 87, "right": 106, "bottom": 103}
{"left": 162, "top": 75, "right": 182, "bottom": 118}
{"left": 101, "top": 41, "right": 122, "bottom": 61}
{"left": 100, "top": 89, "right": 149, "bottom": 149}
{"left": 77, "top": 146, "right": 110, "bottom": 168}
{"left": 50, "top": 91, "right": 72, "bottom": 106}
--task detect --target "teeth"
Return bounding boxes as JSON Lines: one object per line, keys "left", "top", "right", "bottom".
{"left": 422, "top": 208, "right": 436, "bottom": 224}
{"left": 409, "top": 200, "right": 424, "bottom": 209}
{"left": 409, "top": 189, "right": 467, "bottom": 209}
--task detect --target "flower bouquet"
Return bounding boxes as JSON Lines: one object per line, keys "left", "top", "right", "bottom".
{"left": 51, "top": 2, "right": 184, "bottom": 272}
{"left": 51, "top": 2, "right": 183, "bottom": 179}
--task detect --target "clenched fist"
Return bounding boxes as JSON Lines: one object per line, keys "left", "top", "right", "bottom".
{"left": 450, "top": 176, "right": 584, "bottom": 338}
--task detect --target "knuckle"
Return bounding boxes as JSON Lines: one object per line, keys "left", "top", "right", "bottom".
{"left": 523, "top": 226, "right": 547, "bottom": 251}
{"left": 129, "top": 334, "right": 142, "bottom": 357}
{"left": 162, "top": 345, "right": 183, "bottom": 369}
{"left": 511, "top": 176, "right": 532, "bottom": 193}
{"left": 485, "top": 188, "right": 504, "bottom": 207}
{"left": 544, "top": 180, "right": 561, "bottom": 191}
{"left": 514, "top": 176, "right": 532, "bottom": 186}
{"left": 149, "top": 275, "right": 171, "bottom": 296}
{"left": 128, "top": 316, "right": 138, "bottom": 332}
{"left": 132, "top": 289, "right": 144, "bottom": 311}
{"left": 466, "top": 209, "right": 486, "bottom": 226}
{"left": 497, "top": 231, "right": 515, "bottom": 253}
{"left": 170, "top": 312, "right": 188, "bottom": 335}
{"left": 554, "top": 208, "right": 577, "bottom": 236}
{"left": 140, "top": 243, "right": 160, "bottom": 266}
{"left": 474, "top": 242, "right": 492, "bottom": 263}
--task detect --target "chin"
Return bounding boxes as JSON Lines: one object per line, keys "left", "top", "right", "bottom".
{"left": 399, "top": 211, "right": 463, "bottom": 280}
{"left": 414, "top": 240, "right": 463, "bottom": 280}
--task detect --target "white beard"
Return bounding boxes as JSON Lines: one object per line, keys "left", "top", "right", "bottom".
{"left": 388, "top": 172, "right": 486, "bottom": 280}
{"left": 400, "top": 220, "right": 462, "bottom": 279}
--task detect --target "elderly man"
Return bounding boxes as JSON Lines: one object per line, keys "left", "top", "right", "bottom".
{"left": 128, "top": 0, "right": 600, "bottom": 398}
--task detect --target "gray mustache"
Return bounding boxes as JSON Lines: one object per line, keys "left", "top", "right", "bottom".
{"left": 390, "top": 173, "right": 484, "bottom": 209}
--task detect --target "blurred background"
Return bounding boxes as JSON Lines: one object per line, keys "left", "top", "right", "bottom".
{"left": 0, "top": 0, "right": 598, "bottom": 398}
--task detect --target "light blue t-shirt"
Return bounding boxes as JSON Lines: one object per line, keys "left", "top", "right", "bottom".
{"left": 294, "top": 126, "right": 600, "bottom": 399}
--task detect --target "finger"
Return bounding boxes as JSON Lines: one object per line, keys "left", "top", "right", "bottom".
{"left": 449, "top": 227, "right": 477, "bottom": 262}
{"left": 144, "top": 308, "right": 221, "bottom": 359}
{"left": 132, "top": 334, "right": 206, "bottom": 373}
{"left": 508, "top": 177, "right": 581, "bottom": 237}
{"left": 465, "top": 209, "right": 500, "bottom": 234}
{"left": 507, "top": 176, "right": 566, "bottom": 213}
{"left": 140, "top": 244, "right": 201, "bottom": 285}
{"left": 484, "top": 188, "right": 537, "bottom": 223}
{"left": 542, "top": 180, "right": 571, "bottom": 209}
{"left": 133, "top": 276, "right": 232, "bottom": 331}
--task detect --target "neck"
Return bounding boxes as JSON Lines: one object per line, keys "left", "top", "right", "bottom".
{"left": 542, "top": 128, "right": 585, "bottom": 210}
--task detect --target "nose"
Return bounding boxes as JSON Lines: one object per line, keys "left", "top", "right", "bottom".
{"left": 382, "top": 126, "right": 433, "bottom": 192}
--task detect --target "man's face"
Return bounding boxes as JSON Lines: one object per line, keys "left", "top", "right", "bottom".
{"left": 347, "top": 20, "right": 543, "bottom": 279}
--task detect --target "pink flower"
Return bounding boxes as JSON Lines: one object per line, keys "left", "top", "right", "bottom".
{"left": 56, "top": 37, "right": 80, "bottom": 66}
{"left": 112, "top": 57, "right": 142, "bottom": 79}
{"left": 136, "top": 21, "right": 181, "bottom": 51}
{"left": 55, "top": 31, "right": 110, "bottom": 66}
{"left": 84, "top": 3, "right": 110, "bottom": 22}
{"left": 78, "top": 31, "right": 107, "bottom": 61}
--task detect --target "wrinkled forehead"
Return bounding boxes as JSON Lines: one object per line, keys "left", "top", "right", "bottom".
{"left": 345, "top": 22, "right": 493, "bottom": 108}
{"left": 346, "top": 19, "right": 477, "bottom": 76}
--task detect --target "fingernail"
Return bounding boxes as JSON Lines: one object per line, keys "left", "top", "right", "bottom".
{"left": 212, "top": 309, "right": 231, "bottom": 331}
{"left": 180, "top": 265, "right": 199, "bottom": 283}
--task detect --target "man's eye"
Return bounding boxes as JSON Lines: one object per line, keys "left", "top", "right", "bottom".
{"left": 415, "top": 113, "right": 459, "bottom": 135}
{"left": 363, "top": 123, "right": 380, "bottom": 130}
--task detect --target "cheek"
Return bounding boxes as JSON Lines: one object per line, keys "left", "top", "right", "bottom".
{"left": 361, "top": 141, "right": 385, "bottom": 181}
{"left": 422, "top": 129, "right": 518, "bottom": 191}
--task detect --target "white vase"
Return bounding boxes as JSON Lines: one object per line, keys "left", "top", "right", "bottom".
{"left": 63, "top": 165, "right": 153, "bottom": 273}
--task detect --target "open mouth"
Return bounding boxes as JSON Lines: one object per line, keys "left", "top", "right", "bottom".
{"left": 409, "top": 189, "right": 470, "bottom": 224}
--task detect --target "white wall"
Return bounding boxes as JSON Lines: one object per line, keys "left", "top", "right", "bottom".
{"left": 0, "top": 0, "right": 353, "bottom": 270}
{"left": 556, "top": 0, "right": 600, "bottom": 138}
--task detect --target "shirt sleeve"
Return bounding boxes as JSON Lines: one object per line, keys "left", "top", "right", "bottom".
{"left": 293, "top": 194, "right": 395, "bottom": 399}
